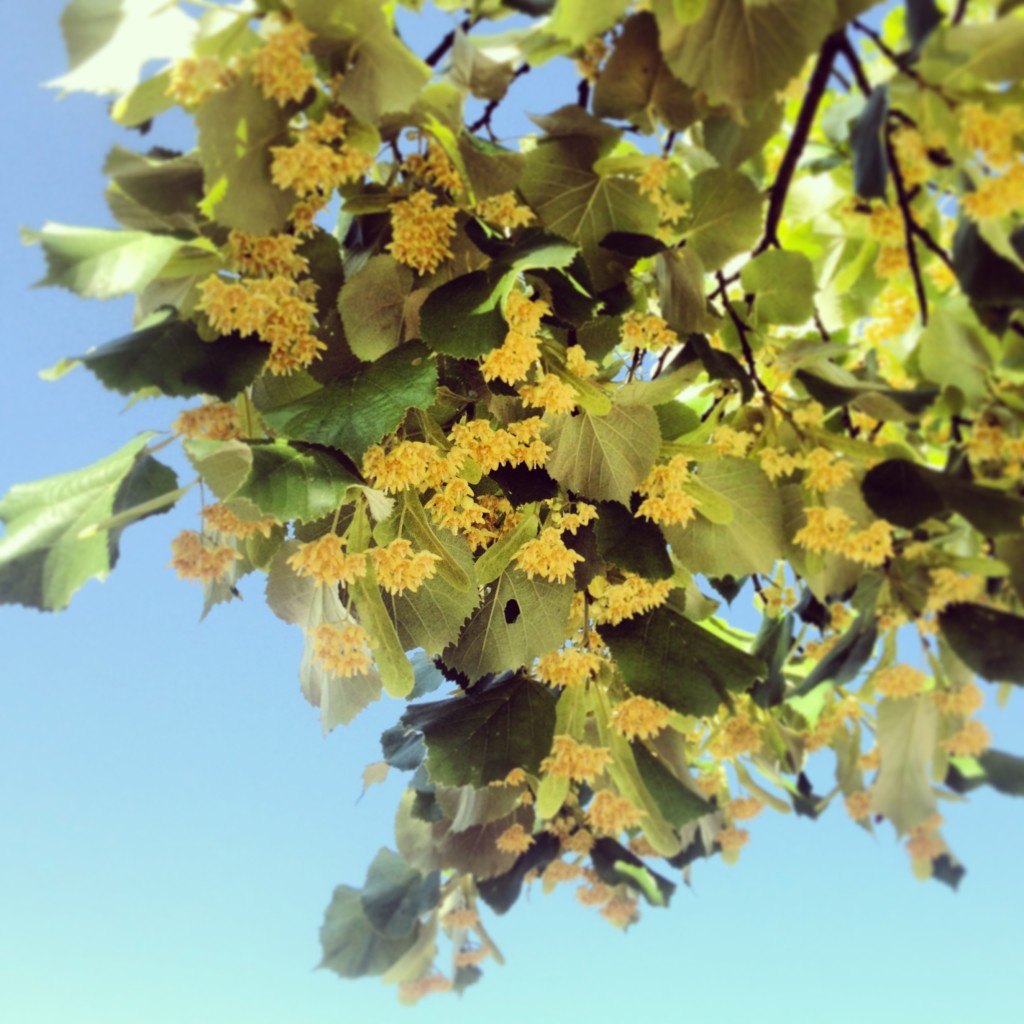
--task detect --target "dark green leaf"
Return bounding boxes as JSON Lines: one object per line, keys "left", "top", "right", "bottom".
{"left": 676, "top": 334, "right": 754, "bottom": 403}
{"left": 593, "top": 501, "right": 672, "bottom": 579}
{"left": 319, "top": 886, "right": 419, "bottom": 979}
{"left": 603, "top": 605, "right": 765, "bottom": 716}
{"left": 381, "top": 726, "right": 426, "bottom": 772}
{"left": 951, "top": 219, "right": 1024, "bottom": 309}
{"left": 476, "top": 833, "right": 561, "bottom": 914}
{"left": 749, "top": 612, "right": 795, "bottom": 708}
{"left": 261, "top": 342, "right": 437, "bottom": 458}
{"left": 631, "top": 742, "right": 711, "bottom": 828}
{"left": 338, "top": 255, "right": 413, "bottom": 363}
{"left": 360, "top": 848, "right": 439, "bottom": 939}
{"left": 931, "top": 853, "right": 966, "bottom": 891}
{"left": 850, "top": 86, "right": 890, "bottom": 200}
{"left": 590, "top": 837, "right": 676, "bottom": 906}
{"left": 80, "top": 316, "right": 266, "bottom": 400}
{"left": 796, "top": 367, "right": 938, "bottom": 418}
{"left": 906, "top": 0, "right": 943, "bottom": 51}
{"left": 419, "top": 271, "right": 507, "bottom": 359}
{"left": 792, "top": 615, "right": 877, "bottom": 696}
{"left": 401, "top": 673, "right": 557, "bottom": 787}
{"left": 978, "top": 749, "right": 1024, "bottom": 796}
{"left": 939, "top": 603, "right": 1024, "bottom": 684}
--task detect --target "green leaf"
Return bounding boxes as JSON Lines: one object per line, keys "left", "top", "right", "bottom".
{"left": 261, "top": 343, "right": 438, "bottom": 459}
{"left": 682, "top": 169, "right": 764, "bottom": 272}
{"left": 351, "top": 571, "right": 415, "bottom": 700}
{"left": 544, "top": 0, "right": 631, "bottom": 47}
{"left": 79, "top": 315, "right": 266, "bottom": 400}
{"left": 658, "top": 0, "right": 837, "bottom": 108}
{"left": 662, "top": 458, "right": 784, "bottom": 577}
{"left": 603, "top": 605, "right": 765, "bottom": 716}
{"left": 520, "top": 135, "right": 659, "bottom": 290}
{"left": 871, "top": 695, "right": 939, "bottom": 835}
{"left": 792, "top": 615, "right": 877, "bottom": 696}
{"left": 945, "top": 16, "right": 1024, "bottom": 83}
{"left": 545, "top": 404, "right": 661, "bottom": 506}
{"left": 194, "top": 71, "right": 296, "bottom": 234}
{"left": 48, "top": 0, "right": 195, "bottom": 96}
{"left": 418, "top": 271, "right": 508, "bottom": 359}
{"left": 21, "top": 223, "right": 189, "bottom": 300}
{"left": 656, "top": 248, "right": 717, "bottom": 335}
{"left": 319, "top": 886, "right": 419, "bottom": 979}
{"left": 977, "top": 750, "right": 1024, "bottom": 797}
{"left": 434, "top": 806, "right": 538, "bottom": 881}
{"left": 916, "top": 309, "right": 992, "bottom": 408}
{"left": 631, "top": 742, "right": 711, "bottom": 827}
{"left": 796, "top": 365, "right": 937, "bottom": 420}
{"left": 338, "top": 255, "right": 414, "bottom": 363}
{"left": 360, "top": 849, "right": 439, "bottom": 940}
{"left": 740, "top": 250, "right": 817, "bottom": 326}
{"left": 403, "top": 673, "right": 557, "bottom": 787}
{"left": 103, "top": 146, "right": 205, "bottom": 232}
{"left": 186, "top": 439, "right": 360, "bottom": 524}
{"left": 861, "top": 460, "right": 1024, "bottom": 535}
{"left": 938, "top": 604, "right": 1024, "bottom": 685}
{"left": 441, "top": 568, "right": 574, "bottom": 682}
{"left": 906, "top": 0, "right": 942, "bottom": 50}
{"left": 850, "top": 86, "right": 890, "bottom": 201}
{"left": 0, "top": 434, "right": 176, "bottom": 611}
{"left": 382, "top": 515, "right": 481, "bottom": 656}
{"left": 593, "top": 501, "right": 673, "bottom": 580}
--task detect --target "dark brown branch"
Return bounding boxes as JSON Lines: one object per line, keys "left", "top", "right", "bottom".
{"left": 424, "top": 16, "right": 474, "bottom": 68}
{"left": 910, "top": 220, "right": 955, "bottom": 271}
{"left": 716, "top": 273, "right": 774, "bottom": 406}
{"left": 813, "top": 309, "right": 832, "bottom": 342}
{"left": 951, "top": 0, "right": 969, "bottom": 26}
{"left": 852, "top": 19, "right": 956, "bottom": 107}
{"left": 884, "top": 121, "right": 929, "bottom": 325}
{"left": 838, "top": 33, "right": 873, "bottom": 96}
{"left": 754, "top": 32, "right": 845, "bottom": 254}
{"left": 577, "top": 79, "right": 590, "bottom": 109}
{"left": 468, "top": 65, "right": 530, "bottom": 137}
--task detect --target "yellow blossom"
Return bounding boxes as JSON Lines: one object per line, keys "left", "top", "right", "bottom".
{"left": 169, "top": 530, "right": 240, "bottom": 584}
{"left": 576, "top": 882, "right": 614, "bottom": 906}
{"left": 960, "top": 103, "right": 1024, "bottom": 169}
{"left": 963, "top": 164, "right": 1024, "bottom": 220}
{"left": 519, "top": 373, "right": 578, "bottom": 414}
{"left": 611, "top": 695, "right": 671, "bottom": 740}
{"left": 475, "top": 191, "right": 534, "bottom": 229}
{"left": 288, "top": 533, "right": 368, "bottom": 586}
{"left": 590, "top": 573, "right": 673, "bottom": 626}
{"left": 542, "top": 736, "right": 612, "bottom": 783}
{"left": 271, "top": 135, "right": 374, "bottom": 197}
{"left": 716, "top": 826, "right": 750, "bottom": 853}
{"left": 933, "top": 682, "right": 984, "bottom": 717}
{"left": 361, "top": 441, "right": 452, "bottom": 493}
{"left": 166, "top": 55, "right": 233, "bottom": 108}
{"left": 403, "top": 139, "right": 462, "bottom": 193}
{"left": 803, "top": 448, "right": 854, "bottom": 493}
{"left": 758, "top": 446, "right": 804, "bottom": 481}
{"left": 481, "top": 330, "right": 541, "bottom": 384}
{"left": 561, "top": 829, "right": 595, "bottom": 855}
{"left": 542, "top": 859, "right": 583, "bottom": 887}
{"left": 309, "top": 622, "right": 375, "bottom": 678}
{"left": 924, "top": 568, "right": 985, "bottom": 614}
{"left": 793, "top": 506, "right": 856, "bottom": 555}
{"left": 844, "top": 789, "right": 873, "bottom": 821}
{"left": 201, "top": 503, "right": 277, "bottom": 540}
{"left": 943, "top": 720, "right": 992, "bottom": 757}
{"left": 453, "top": 947, "right": 489, "bottom": 968}
{"left": 601, "top": 896, "right": 640, "bottom": 929}
{"left": 586, "top": 789, "right": 643, "bottom": 835}
{"left": 387, "top": 190, "right": 458, "bottom": 275}
{"left": 712, "top": 426, "right": 756, "bottom": 457}
{"left": 535, "top": 647, "right": 603, "bottom": 687}
{"left": 864, "top": 286, "right": 916, "bottom": 345}
{"left": 620, "top": 311, "right": 679, "bottom": 352}
{"left": 574, "top": 36, "right": 608, "bottom": 83}
{"left": 368, "top": 538, "right": 439, "bottom": 595}
{"left": 842, "top": 520, "right": 894, "bottom": 566}
{"left": 565, "top": 344, "right": 599, "bottom": 379}
{"left": 425, "top": 478, "right": 489, "bottom": 535}
{"left": 441, "top": 908, "right": 479, "bottom": 930}
{"left": 725, "top": 797, "right": 764, "bottom": 821}
{"left": 711, "top": 714, "right": 761, "bottom": 759}
{"left": 251, "top": 19, "right": 316, "bottom": 105}
{"left": 448, "top": 419, "right": 519, "bottom": 472}
{"left": 873, "top": 664, "right": 926, "bottom": 700}
{"left": 515, "top": 527, "right": 584, "bottom": 583}
{"left": 172, "top": 402, "right": 240, "bottom": 441}
{"left": 228, "top": 230, "right": 308, "bottom": 278}
{"left": 891, "top": 124, "right": 932, "bottom": 189}
{"left": 495, "top": 822, "right": 535, "bottom": 854}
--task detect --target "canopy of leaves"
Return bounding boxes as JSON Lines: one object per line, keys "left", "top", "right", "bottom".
{"left": 7, "top": 0, "right": 1024, "bottom": 1002}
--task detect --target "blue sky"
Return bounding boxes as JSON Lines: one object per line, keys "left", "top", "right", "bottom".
{"left": 1, "top": 3, "right": 1023, "bottom": 1023}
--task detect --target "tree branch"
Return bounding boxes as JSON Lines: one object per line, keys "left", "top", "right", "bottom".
{"left": 951, "top": 0, "right": 969, "bottom": 26}
{"left": 838, "top": 34, "right": 873, "bottom": 96}
{"left": 425, "top": 16, "right": 474, "bottom": 68}
{"left": 716, "top": 273, "right": 775, "bottom": 408}
{"left": 884, "top": 122, "right": 929, "bottom": 326}
{"left": 754, "top": 32, "right": 845, "bottom": 254}
{"left": 468, "top": 66, "right": 530, "bottom": 138}
{"left": 852, "top": 19, "right": 956, "bottom": 107}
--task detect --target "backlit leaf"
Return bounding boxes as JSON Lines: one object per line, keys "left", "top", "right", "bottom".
{"left": 871, "top": 695, "right": 939, "bottom": 835}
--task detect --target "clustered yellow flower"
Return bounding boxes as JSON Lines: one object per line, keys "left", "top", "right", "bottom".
{"left": 196, "top": 274, "right": 325, "bottom": 375}
{"left": 923, "top": 567, "right": 985, "bottom": 614}
{"left": 891, "top": 124, "right": 932, "bottom": 189}
{"left": 166, "top": 55, "right": 234, "bottom": 108}
{"left": 201, "top": 503, "right": 277, "bottom": 540}
{"left": 636, "top": 454, "right": 698, "bottom": 527}
{"left": 309, "top": 622, "right": 375, "bottom": 678}
{"left": 369, "top": 538, "right": 439, "bottom": 595}
{"left": 481, "top": 290, "right": 550, "bottom": 384}
{"left": 574, "top": 36, "right": 608, "bottom": 83}
{"left": 448, "top": 417, "right": 549, "bottom": 472}
{"left": 715, "top": 826, "right": 750, "bottom": 853}
{"left": 960, "top": 103, "right": 1024, "bottom": 170}
{"left": 535, "top": 646, "right": 603, "bottom": 687}
{"left": 589, "top": 573, "right": 673, "bottom": 626}
{"left": 873, "top": 664, "right": 926, "bottom": 699}
{"left": 586, "top": 790, "right": 643, "bottom": 835}
{"left": 228, "top": 230, "right": 309, "bottom": 278}
{"left": 758, "top": 446, "right": 804, "bottom": 481}
{"left": 251, "top": 19, "right": 316, "bottom": 105}
{"left": 519, "top": 373, "right": 578, "bottom": 414}
{"left": 361, "top": 440, "right": 453, "bottom": 493}
{"left": 905, "top": 814, "right": 946, "bottom": 862}
{"left": 611, "top": 695, "right": 671, "bottom": 740}
{"left": 169, "top": 529, "right": 241, "bottom": 583}
{"left": 515, "top": 526, "right": 584, "bottom": 583}
{"left": 620, "top": 311, "right": 679, "bottom": 352}
{"left": 495, "top": 822, "right": 535, "bottom": 854}
{"left": 637, "top": 157, "right": 688, "bottom": 229}
{"left": 794, "top": 507, "right": 894, "bottom": 566}
{"left": 943, "top": 719, "right": 992, "bottom": 757}
{"left": 566, "top": 344, "right": 600, "bottom": 379}
{"left": 601, "top": 896, "right": 640, "bottom": 929}
{"left": 726, "top": 797, "right": 764, "bottom": 821}
{"left": 172, "top": 402, "right": 240, "bottom": 441}
{"left": 403, "top": 139, "right": 463, "bottom": 194}
{"left": 933, "top": 682, "right": 984, "bottom": 716}
{"left": 287, "top": 533, "right": 368, "bottom": 585}
{"left": 711, "top": 713, "right": 761, "bottom": 759}
{"left": 271, "top": 122, "right": 374, "bottom": 199}
{"left": 425, "top": 478, "right": 490, "bottom": 535}
{"left": 475, "top": 191, "right": 534, "bottom": 229}
{"left": 541, "top": 736, "right": 611, "bottom": 783}
{"left": 712, "top": 426, "right": 756, "bottom": 457}
{"left": 387, "top": 189, "right": 458, "bottom": 275}
{"left": 864, "top": 286, "right": 917, "bottom": 345}
{"left": 844, "top": 789, "right": 873, "bottom": 821}
{"left": 963, "top": 164, "right": 1024, "bottom": 220}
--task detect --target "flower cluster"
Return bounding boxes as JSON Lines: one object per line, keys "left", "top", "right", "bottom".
{"left": 287, "top": 533, "right": 368, "bottom": 586}
{"left": 610, "top": 695, "right": 671, "bottom": 740}
{"left": 403, "top": 140, "right": 462, "bottom": 194}
{"left": 228, "top": 230, "right": 309, "bottom": 278}
{"left": 620, "top": 311, "right": 679, "bottom": 352}
{"left": 387, "top": 190, "right": 458, "bottom": 275}
{"left": 589, "top": 574, "right": 673, "bottom": 626}
{"left": 166, "top": 55, "right": 234, "bottom": 108}
{"left": 872, "top": 664, "right": 926, "bottom": 700}
{"left": 448, "top": 417, "right": 549, "bottom": 472}
{"left": 368, "top": 538, "right": 439, "bottom": 595}
{"left": 362, "top": 440, "right": 453, "bottom": 493}
{"left": 172, "top": 402, "right": 240, "bottom": 441}
{"left": 586, "top": 790, "right": 643, "bottom": 835}
{"left": 636, "top": 454, "right": 697, "bottom": 527}
{"left": 794, "top": 507, "right": 893, "bottom": 566}
{"left": 201, "top": 503, "right": 277, "bottom": 540}
{"left": 169, "top": 530, "right": 240, "bottom": 584}
{"left": 541, "top": 736, "right": 611, "bottom": 783}
{"left": 309, "top": 622, "right": 374, "bottom": 678}
{"left": 514, "top": 526, "right": 583, "bottom": 583}
{"left": 475, "top": 191, "right": 534, "bottom": 229}
{"left": 534, "top": 646, "right": 604, "bottom": 687}
{"left": 481, "top": 290, "right": 550, "bottom": 384}
{"left": 251, "top": 19, "right": 316, "bottom": 106}
{"left": 495, "top": 822, "right": 534, "bottom": 854}
{"left": 519, "top": 373, "right": 578, "bottom": 414}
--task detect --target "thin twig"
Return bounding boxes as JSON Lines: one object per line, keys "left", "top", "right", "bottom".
{"left": 716, "top": 273, "right": 774, "bottom": 406}
{"left": 424, "top": 16, "right": 474, "bottom": 68}
{"left": 754, "top": 32, "right": 845, "bottom": 254}
{"left": 951, "top": 0, "right": 969, "bottom": 26}
{"left": 838, "top": 33, "right": 873, "bottom": 96}
{"left": 884, "top": 119, "right": 929, "bottom": 325}
{"left": 813, "top": 309, "right": 832, "bottom": 342}
{"left": 468, "top": 65, "right": 530, "bottom": 137}
{"left": 577, "top": 79, "right": 590, "bottom": 109}
{"left": 851, "top": 19, "right": 956, "bottom": 107}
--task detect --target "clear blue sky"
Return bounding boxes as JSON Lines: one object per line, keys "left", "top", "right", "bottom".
{"left": 1, "top": 4, "right": 1022, "bottom": 1023}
